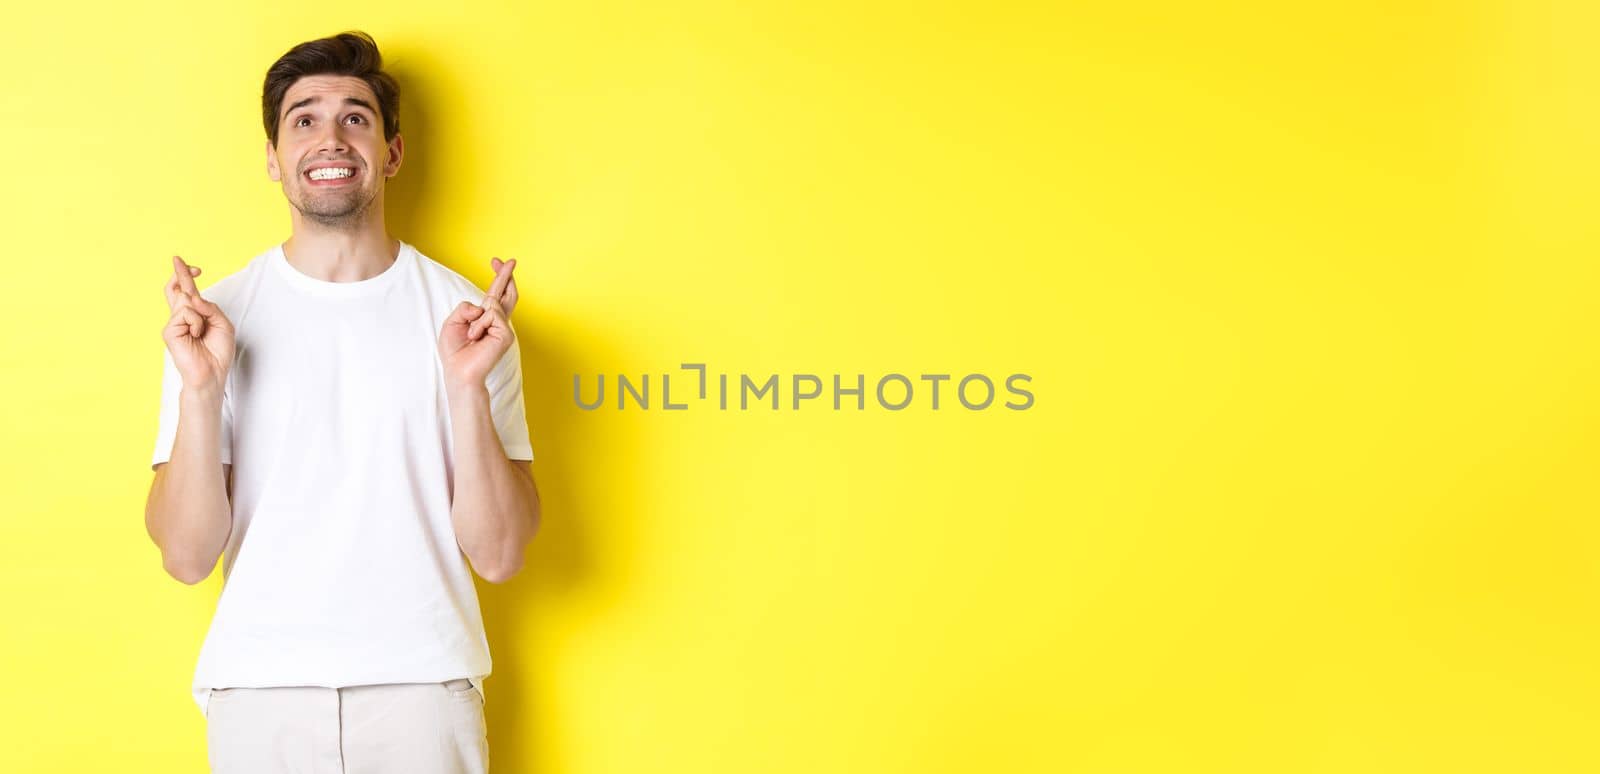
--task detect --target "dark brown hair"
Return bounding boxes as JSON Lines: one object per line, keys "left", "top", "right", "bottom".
{"left": 261, "top": 30, "right": 400, "bottom": 148}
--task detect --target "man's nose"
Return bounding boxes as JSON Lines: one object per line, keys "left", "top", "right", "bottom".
{"left": 315, "top": 128, "right": 349, "bottom": 153}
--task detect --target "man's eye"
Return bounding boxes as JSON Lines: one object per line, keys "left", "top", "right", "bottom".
{"left": 295, "top": 117, "right": 310, "bottom": 127}
{"left": 347, "top": 115, "right": 364, "bottom": 124}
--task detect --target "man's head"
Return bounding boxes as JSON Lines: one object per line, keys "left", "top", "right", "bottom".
{"left": 262, "top": 31, "right": 403, "bottom": 229}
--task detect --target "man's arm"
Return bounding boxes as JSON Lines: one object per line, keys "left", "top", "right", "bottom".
{"left": 150, "top": 255, "right": 237, "bottom": 585}
{"left": 445, "top": 382, "right": 541, "bottom": 583}
{"left": 146, "top": 387, "right": 233, "bottom": 585}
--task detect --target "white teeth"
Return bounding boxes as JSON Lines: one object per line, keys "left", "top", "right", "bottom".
{"left": 308, "top": 167, "right": 354, "bottom": 180}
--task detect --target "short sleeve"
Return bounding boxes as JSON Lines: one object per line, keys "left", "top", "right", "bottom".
{"left": 485, "top": 324, "right": 534, "bottom": 461}
{"left": 151, "top": 347, "right": 234, "bottom": 470}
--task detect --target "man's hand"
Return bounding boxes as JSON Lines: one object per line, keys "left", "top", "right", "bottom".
{"left": 163, "top": 255, "right": 235, "bottom": 394}
{"left": 439, "top": 258, "right": 518, "bottom": 391}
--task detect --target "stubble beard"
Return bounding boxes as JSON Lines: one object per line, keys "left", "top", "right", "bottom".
{"left": 291, "top": 173, "right": 378, "bottom": 229}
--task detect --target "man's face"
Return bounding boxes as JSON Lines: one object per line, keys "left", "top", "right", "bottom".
{"left": 266, "top": 75, "right": 402, "bottom": 227}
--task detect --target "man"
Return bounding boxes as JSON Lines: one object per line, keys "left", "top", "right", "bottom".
{"left": 144, "top": 30, "right": 540, "bottom": 773}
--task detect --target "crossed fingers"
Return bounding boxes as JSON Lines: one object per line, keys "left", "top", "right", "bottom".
{"left": 166, "top": 255, "right": 203, "bottom": 312}
{"left": 488, "top": 257, "right": 518, "bottom": 314}
{"left": 466, "top": 258, "right": 516, "bottom": 340}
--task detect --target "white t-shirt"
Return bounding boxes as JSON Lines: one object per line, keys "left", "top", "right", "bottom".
{"left": 150, "top": 239, "right": 534, "bottom": 717}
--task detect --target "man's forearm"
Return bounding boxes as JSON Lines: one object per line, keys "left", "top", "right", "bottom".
{"left": 145, "top": 387, "right": 232, "bottom": 584}
{"left": 445, "top": 382, "right": 540, "bottom": 582}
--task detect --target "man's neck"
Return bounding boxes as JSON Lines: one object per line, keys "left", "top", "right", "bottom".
{"left": 282, "top": 220, "right": 401, "bottom": 283}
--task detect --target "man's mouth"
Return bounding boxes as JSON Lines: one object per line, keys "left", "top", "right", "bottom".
{"left": 304, "top": 166, "right": 358, "bottom": 186}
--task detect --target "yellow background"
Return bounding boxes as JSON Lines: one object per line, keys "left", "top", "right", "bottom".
{"left": 2, "top": 1, "right": 1596, "bottom": 771}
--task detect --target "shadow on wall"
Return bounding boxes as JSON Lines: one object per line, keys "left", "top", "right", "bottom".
{"left": 383, "top": 50, "right": 636, "bottom": 774}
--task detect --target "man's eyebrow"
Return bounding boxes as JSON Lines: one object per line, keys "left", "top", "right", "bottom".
{"left": 284, "top": 95, "right": 378, "bottom": 118}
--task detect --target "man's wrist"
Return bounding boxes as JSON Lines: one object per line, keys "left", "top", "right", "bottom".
{"left": 445, "top": 379, "right": 490, "bottom": 404}
{"left": 179, "top": 383, "right": 225, "bottom": 406}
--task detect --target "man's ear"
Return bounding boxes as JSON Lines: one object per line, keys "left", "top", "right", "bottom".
{"left": 384, "top": 132, "right": 403, "bottom": 178}
{"left": 266, "top": 138, "right": 281, "bottom": 182}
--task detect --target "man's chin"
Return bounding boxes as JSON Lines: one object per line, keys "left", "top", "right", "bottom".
{"left": 293, "top": 193, "right": 368, "bottom": 219}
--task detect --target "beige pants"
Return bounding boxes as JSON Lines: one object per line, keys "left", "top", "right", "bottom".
{"left": 204, "top": 679, "right": 488, "bottom": 773}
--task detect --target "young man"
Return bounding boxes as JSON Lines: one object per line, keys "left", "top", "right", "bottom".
{"left": 144, "top": 30, "right": 540, "bottom": 773}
